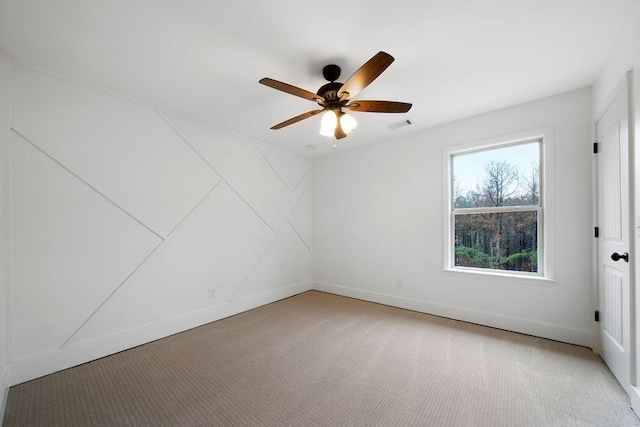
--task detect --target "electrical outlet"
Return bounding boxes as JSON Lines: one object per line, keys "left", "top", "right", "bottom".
{"left": 209, "top": 288, "right": 216, "bottom": 299}
{"left": 396, "top": 278, "right": 403, "bottom": 288}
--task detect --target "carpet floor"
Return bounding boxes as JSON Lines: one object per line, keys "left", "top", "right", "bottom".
{"left": 3, "top": 290, "right": 639, "bottom": 426}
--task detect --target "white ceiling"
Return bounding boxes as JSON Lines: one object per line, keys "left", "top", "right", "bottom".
{"left": 1, "top": 0, "right": 638, "bottom": 158}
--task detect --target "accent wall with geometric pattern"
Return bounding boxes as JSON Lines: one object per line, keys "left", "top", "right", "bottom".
{"left": 6, "top": 63, "right": 311, "bottom": 384}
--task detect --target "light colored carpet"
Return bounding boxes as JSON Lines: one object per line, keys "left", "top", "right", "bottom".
{"left": 3, "top": 290, "right": 639, "bottom": 426}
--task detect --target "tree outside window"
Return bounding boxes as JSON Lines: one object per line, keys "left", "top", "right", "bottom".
{"left": 451, "top": 140, "right": 541, "bottom": 274}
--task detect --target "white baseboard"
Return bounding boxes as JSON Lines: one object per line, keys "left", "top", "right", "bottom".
{"left": 630, "top": 386, "right": 640, "bottom": 416}
{"left": 8, "top": 281, "right": 312, "bottom": 386}
{"left": 313, "top": 281, "right": 593, "bottom": 348}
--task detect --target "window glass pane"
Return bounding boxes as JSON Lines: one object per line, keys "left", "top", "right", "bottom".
{"left": 454, "top": 211, "right": 538, "bottom": 272}
{"left": 453, "top": 142, "right": 539, "bottom": 208}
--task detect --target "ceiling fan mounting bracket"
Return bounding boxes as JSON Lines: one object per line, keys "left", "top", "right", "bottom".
{"left": 322, "top": 64, "right": 341, "bottom": 82}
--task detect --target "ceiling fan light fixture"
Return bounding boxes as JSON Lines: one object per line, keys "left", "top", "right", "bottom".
{"left": 320, "top": 109, "right": 357, "bottom": 137}
{"left": 320, "top": 110, "right": 338, "bottom": 137}
{"left": 340, "top": 112, "right": 357, "bottom": 134}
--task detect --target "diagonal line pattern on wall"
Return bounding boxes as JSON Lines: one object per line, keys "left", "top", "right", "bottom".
{"left": 228, "top": 224, "right": 283, "bottom": 302}
{"left": 285, "top": 185, "right": 311, "bottom": 251}
{"left": 225, "top": 182, "right": 276, "bottom": 234}
{"left": 10, "top": 131, "right": 163, "bottom": 359}
{"left": 255, "top": 143, "right": 310, "bottom": 191}
{"left": 10, "top": 129, "right": 164, "bottom": 242}
{"left": 156, "top": 110, "right": 224, "bottom": 179}
{"left": 61, "top": 182, "right": 226, "bottom": 348}
{"left": 255, "top": 142, "right": 293, "bottom": 191}
{"left": 230, "top": 221, "right": 311, "bottom": 302}
{"left": 60, "top": 239, "right": 165, "bottom": 349}
{"left": 158, "top": 111, "right": 284, "bottom": 238}
{"left": 7, "top": 63, "right": 312, "bottom": 375}
{"left": 63, "top": 183, "right": 275, "bottom": 344}
{"left": 160, "top": 113, "right": 291, "bottom": 226}
{"left": 288, "top": 218, "right": 311, "bottom": 253}
{"left": 11, "top": 65, "right": 221, "bottom": 238}
{"left": 269, "top": 171, "right": 310, "bottom": 232}
{"left": 230, "top": 183, "right": 311, "bottom": 302}
{"left": 166, "top": 180, "right": 223, "bottom": 238}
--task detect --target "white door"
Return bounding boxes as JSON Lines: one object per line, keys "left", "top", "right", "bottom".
{"left": 597, "top": 76, "right": 631, "bottom": 394}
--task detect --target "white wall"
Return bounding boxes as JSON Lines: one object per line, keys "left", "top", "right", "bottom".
{"left": 0, "top": 56, "right": 11, "bottom": 416}
{"left": 313, "top": 88, "right": 593, "bottom": 347}
{"left": 4, "top": 63, "right": 312, "bottom": 385}
{"left": 592, "top": 6, "right": 640, "bottom": 411}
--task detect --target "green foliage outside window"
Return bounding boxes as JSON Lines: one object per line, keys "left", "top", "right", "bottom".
{"left": 452, "top": 143, "right": 540, "bottom": 273}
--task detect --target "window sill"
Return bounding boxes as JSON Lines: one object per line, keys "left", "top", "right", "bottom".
{"left": 442, "top": 268, "right": 556, "bottom": 287}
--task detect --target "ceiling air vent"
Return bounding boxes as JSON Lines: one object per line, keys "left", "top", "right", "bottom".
{"left": 386, "top": 118, "right": 414, "bottom": 130}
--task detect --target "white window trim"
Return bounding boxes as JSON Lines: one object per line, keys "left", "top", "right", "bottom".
{"left": 442, "top": 127, "right": 556, "bottom": 283}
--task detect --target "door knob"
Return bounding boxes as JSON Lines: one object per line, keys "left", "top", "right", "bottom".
{"left": 611, "top": 252, "right": 629, "bottom": 262}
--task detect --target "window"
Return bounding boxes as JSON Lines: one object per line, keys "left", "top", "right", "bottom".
{"left": 443, "top": 129, "right": 554, "bottom": 279}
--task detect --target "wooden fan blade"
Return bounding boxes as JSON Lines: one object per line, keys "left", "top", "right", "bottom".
{"left": 337, "top": 52, "right": 394, "bottom": 99}
{"left": 271, "top": 110, "right": 324, "bottom": 130}
{"left": 259, "top": 78, "right": 324, "bottom": 103}
{"left": 347, "top": 100, "right": 412, "bottom": 113}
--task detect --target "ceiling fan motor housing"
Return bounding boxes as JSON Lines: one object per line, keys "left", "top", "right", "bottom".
{"left": 317, "top": 81, "right": 344, "bottom": 104}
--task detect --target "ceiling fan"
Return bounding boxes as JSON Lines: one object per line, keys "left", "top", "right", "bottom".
{"left": 259, "top": 51, "right": 412, "bottom": 140}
